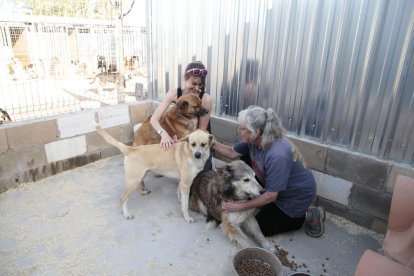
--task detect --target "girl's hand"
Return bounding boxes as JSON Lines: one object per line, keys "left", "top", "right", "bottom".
{"left": 160, "top": 132, "right": 174, "bottom": 150}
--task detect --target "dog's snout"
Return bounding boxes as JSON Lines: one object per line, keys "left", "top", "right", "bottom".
{"left": 195, "top": 151, "right": 202, "bottom": 159}
{"left": 260, "top": 189, "right": 266, "bottom": 195}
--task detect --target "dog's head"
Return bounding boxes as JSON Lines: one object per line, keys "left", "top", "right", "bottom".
{"left": 181, "top": 129, "right": 213, "bottom": 159}
{"left": 221, "top": 160, "right": 264, "bottom": 201}
{"left": 0, "top": 108, "right": 12, "bottom": 125}
{"left": 176, "top": 93, "right": 209, "bottom": 118}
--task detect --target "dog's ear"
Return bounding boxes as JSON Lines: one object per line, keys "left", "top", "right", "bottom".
{"left": 177, "top": 100, "right": 189, "bottom": 112}
{"left": 180, "top": 134, "right": 190, "bottom": 143}
{"left": 223, "top": 164, "right": 234, "bottom": 182}
{"left": 222, "top": 176, "right": 235, "bottom": 198}
{"left": 208, "top": 134, "right": 214, "bottom": 145}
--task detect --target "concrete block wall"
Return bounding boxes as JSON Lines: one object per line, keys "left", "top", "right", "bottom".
{"left": 0, "top": 101, "right": 155, "bottom": 193}
{"left": 1, "top": 103, "right": 414, "bottom": 234}
{"left": 210, "top": 117, "right": 414, "bottom": 234}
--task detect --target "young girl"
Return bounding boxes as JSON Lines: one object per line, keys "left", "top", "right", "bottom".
{"left": 150, "top": 61, "right": 213, "bottom": 171}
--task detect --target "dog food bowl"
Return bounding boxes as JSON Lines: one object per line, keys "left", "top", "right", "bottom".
{"left": 233, "top": 247, "right": 283, "bottom": 276}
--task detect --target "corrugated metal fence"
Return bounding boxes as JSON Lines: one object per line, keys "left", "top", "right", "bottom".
{"left": 147, "top": 0, "right": 414, "bottom": 165}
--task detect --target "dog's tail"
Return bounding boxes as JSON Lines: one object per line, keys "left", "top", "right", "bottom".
{"left": 95, "top": 123, "right": 132, "bottom": 155}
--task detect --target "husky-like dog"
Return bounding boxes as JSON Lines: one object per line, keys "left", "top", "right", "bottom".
{"left": 190, "top": 160, "right": 275, "bottom": 253}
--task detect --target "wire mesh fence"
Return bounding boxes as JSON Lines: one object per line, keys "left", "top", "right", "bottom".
{"left": 0, "top": 0, "right": 147, "bottom": 123}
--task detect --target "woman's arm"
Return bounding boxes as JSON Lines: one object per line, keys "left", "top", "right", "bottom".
{"left": 221, "top": 191, "right": 278, "bottom": 212}
{"left": 198, "top": 92, "right": 212, "bottom": 132}
{"left": 212, "top": 141, "right": 243, "bottom": 160}
{"left": 150, "top": 89, "right": 177, "bottom": 150}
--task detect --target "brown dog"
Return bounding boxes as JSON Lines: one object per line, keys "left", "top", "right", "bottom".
{"left": 133, "top": 93, "right": 208, "bottom": 146}
{"left": 95, "top": 123, "right": 213, "bottom": 222}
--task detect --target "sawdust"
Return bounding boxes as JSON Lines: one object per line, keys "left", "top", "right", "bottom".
{"left": 0, "top": 159, "right": 116, "bottom": 274}
{"left": 327, "top": 213, "right": 385, "bottom": 244}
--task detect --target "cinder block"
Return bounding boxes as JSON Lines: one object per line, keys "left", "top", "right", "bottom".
{"left": 149, "top": 101, "right": 160, "bottom": 113}
{"left": 313, "top": 170, "right": 352, "bottom": 206}
{"left": 61, "top": 153, "right": 101, "bottom": 171}
{"left": 211, "top": 116, "right": 239, "bottom": 143}
{"left": 7, "top": 120, "right": 58, "bottom": 150}
{"left": 318, "top": 197, "right": 374, "bottom": 229}
{"left": 349, "top": 185, "right": 392, "bottom": 220}
{"left": 45, "top": 136, "right": 87, "bottom": 163}
{"left": 129, "top": 101, "right": 151, "bottom": 125}
{"left": 97, "top": 104, "right": 130, "bottom": 128}
{"left": 58, "top": 111, "right": 96, "bottom": 138}
{"left": 288, "top": 136, "right": 327, "bottom": 172}
{"left": 0, "top": 175, "right": 19, "bottom": 193}
{"left": 327, "top": 147, "right": 389, "bottom": 189}
{"left": 77, "top": 153, "right": 101, "bottom": 167}
{"left": 0, "top": 129, "right": 7, "bottom": 153}
{"left": 121, "top": 124, "right": 134, "bottom": 143}
{"left": 101, "top": 147, "right": 121, "bottom": 158}
{"left": 371, "top": 218, "right": 387, "bottom": 234}
{"left": 49, "top": 161, "right": 65, "bottom": 176}
{"left": 86, "top": 126, "right": 123, "bottom": 152}
{"left": 386, "top": 164, "right": 414, "bottom": 192}
{"left": 2, "top": 164, "right": 57, "bottom": 189}
{"left": 0, "top": 147, "right": 47, "bottom": 178}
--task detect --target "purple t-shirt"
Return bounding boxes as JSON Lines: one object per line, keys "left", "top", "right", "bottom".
{"left": 234, "top": 137, "right": 316, "bottom": 218}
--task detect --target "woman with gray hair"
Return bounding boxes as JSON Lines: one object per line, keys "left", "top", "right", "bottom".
{"left": 212, "top": 106, "right": 325, "bottom": 237}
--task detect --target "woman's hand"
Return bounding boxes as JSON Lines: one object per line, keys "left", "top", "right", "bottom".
{"left": 160, "top": 132, "right": 174, "bottom": 150}
{"left": 221, "top": 200, "right": 244, "bottom": 212}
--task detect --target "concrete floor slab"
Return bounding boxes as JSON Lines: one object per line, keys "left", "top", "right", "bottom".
{"left": 0, "top": 155, "right": 384, "bottom": 276}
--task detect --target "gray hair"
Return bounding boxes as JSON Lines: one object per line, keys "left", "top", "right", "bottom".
{"left": 237, "top": 106, "right": 285, "bottom": 149}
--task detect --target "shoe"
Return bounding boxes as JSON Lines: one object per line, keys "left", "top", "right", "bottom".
{"left": 304, "top": 206, "right": 326, "bottom": 238}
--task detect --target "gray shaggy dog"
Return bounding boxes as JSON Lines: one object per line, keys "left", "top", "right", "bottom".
{"left": 190, "top": 160, "right": 275, "bottom": 253}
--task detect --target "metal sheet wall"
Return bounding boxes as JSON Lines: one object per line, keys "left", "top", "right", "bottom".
{"left": 146, "top": 0, "right": 414, "bottom": 165}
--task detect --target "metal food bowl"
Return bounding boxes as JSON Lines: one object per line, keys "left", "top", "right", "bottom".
{"left": 233, "top": 247, "right": 283, "bottom": 276}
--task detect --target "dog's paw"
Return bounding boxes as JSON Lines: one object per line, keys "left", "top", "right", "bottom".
{"left": 205, "top": 221, "right": 216, "bottom": 231}
{"left": 262, "top": 242, "right": 276, "bottom": 254}
{"left": 140, "top": 189, "right": 151, "bottom": 195}
{"left": 122, "top": 210, "right": 134, "bottom": 219}
{"left": 184, "top": 215, "right": 195, "bottom": 223}
{"left": 124, "top": 214, "right": 135, "bottom": 219}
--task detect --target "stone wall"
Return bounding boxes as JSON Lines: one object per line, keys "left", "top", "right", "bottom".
{"left": 1, "top": 103, "right": 413, "bottom": 234}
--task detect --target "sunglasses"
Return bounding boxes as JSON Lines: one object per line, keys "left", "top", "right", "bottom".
{"left": 186, "top": 68, "right": 208, "bottom": 76}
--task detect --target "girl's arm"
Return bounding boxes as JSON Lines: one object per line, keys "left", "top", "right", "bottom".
{"left": 198, "top": 92, "right": 212, "bottom": 132}
{"left": 150, "top": 89, "right": 177, "bottom": 150}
